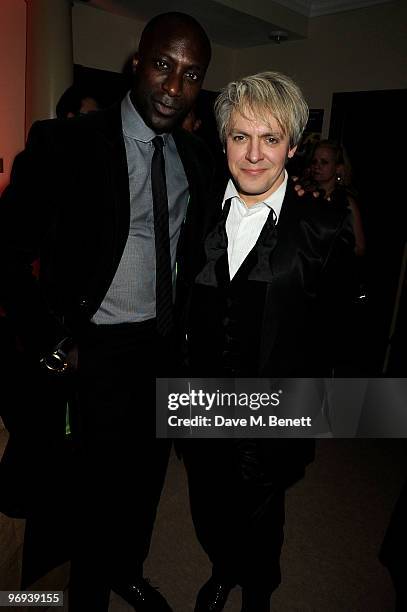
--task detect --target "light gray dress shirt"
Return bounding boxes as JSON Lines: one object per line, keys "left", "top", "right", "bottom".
{"left": 93, "top": 93, "right": 189, "bottom": 324}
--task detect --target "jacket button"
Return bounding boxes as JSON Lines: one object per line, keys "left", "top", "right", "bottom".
{"left": 79, "top": 298, "right": 88, "bottom": 308}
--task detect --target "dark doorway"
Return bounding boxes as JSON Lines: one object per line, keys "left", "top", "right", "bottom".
{"left": 73, "top": 64, "right": 131, "bottom": 107}
{"left": 330, "top": 89, "right": 407, "bottom": 375}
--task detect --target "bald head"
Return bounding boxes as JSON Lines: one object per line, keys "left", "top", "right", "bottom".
{"left": 139, "top": 12, "right": 211, "bottom": 67}
{"left": 131, "top": 12, "right": 211, "bottom": 133}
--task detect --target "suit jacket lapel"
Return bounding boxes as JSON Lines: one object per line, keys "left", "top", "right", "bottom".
{"left": 258, "top": 184, "right": 300, "bottom": 372}
{"left": 172, "top": 130, "right": 202, "bottom": 233}
{"left": 90, "top": 104, "right": 130, "bottom": 262}
{"left": 173, "top": 130, "right": 226, "bottom": 285}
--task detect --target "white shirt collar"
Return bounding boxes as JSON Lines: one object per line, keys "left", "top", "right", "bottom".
{"left": 222, "top": 170, "right": 288, "bottom": 223}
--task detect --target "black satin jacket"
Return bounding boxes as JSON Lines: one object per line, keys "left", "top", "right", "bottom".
{"left": 185, "top": 180, "right": 355, "bottom": 377}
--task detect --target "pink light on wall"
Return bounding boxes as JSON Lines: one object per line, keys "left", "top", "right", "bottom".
{"left": 0, "top": 0, "right": 26, "bottom": 194}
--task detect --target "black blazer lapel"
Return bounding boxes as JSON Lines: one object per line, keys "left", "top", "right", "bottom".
{"left": 88, "top": 104, "right": 130, "bottom": 264}
{"left": 258, "top": 184, "right": 302, "bottom": 372}
{"left": 173, "top": 130, "right": 223, "bottom": 283}
{"left": 173, "top": 130, "right": 202, "bottom": 236}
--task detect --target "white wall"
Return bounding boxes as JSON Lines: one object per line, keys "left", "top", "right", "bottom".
{"left": 72, "top": 3, "right": 237, "bottom": 91}
{"left": 72, "top": 1, "right": 406, "bottom": 134}
{"left": 233, "top": 0, "right": 407, "bottom": 134}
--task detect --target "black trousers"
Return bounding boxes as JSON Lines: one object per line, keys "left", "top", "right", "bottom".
{"left": 69, "top": 321, "right": 173, "bottom": 609}
{"left": 182, "top": 439, "right": 285, "bottom": 594}
{"left": 380, "top": 478, "right": 407, "bottom": 606}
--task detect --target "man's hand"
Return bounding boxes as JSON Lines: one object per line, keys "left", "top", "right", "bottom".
{"left": 291, "top": 175, "right": 321, "bottom": 198}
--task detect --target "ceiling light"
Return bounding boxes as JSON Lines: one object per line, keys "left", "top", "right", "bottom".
{"left": 268, "top": 30, "right": 289, "bottom": 44}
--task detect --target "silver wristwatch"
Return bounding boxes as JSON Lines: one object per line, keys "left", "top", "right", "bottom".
{"left": 40, "top": 337, "right": 74, "bottom": 373}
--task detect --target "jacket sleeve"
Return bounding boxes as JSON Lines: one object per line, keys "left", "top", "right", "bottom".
{"left": 0, "top": 121, "right": 71, "bottom": 357}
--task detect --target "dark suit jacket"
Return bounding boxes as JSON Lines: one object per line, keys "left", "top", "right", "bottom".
{"left": 185, "top": 178, "right": 355, "bottom": 377}
{"left": 0, "top": 103, "right": 216, "bottom": 358}
{"left": 181, "top": 179, "right": 355, "bottom": 487}
{"left": 0, "top": 102, "right": 216, "bottom": 584}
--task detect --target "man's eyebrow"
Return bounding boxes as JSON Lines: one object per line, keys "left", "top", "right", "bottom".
{"left": 230, "top": 129, "right": 283, "bottom": 137}
{"left": 264, "top": 131, "right": 283, "bottom": 138}
{"left": 153, "top": 54, "right": 204, "bottom": 72}
{"left": 230, "top": 129, "right": 250, "bottom": 135}
{"left": 185, "top": 65, "right": 204, "bottom": 72}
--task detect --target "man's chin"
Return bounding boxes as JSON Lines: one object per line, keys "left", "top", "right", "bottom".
{"left": 236, "top": 183, "right": 269, "bottom": 199}
{"left": 149, "top": 112, "right": 182, "bottom": 134}
{"left": 132, "top": 101, "right": 179, "bottom": 134}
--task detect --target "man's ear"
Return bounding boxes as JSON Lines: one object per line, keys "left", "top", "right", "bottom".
{"left": 132, "top": 54, "right": 139, "bottom": 74}
{"left": 287, "top": 145, "right": 297, "bottom": 159}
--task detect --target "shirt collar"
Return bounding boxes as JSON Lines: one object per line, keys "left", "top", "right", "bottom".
{"left": 121, "top": 91, "right": 169, "bottom": 145}
{"left": 222, "top": 170, "right": 288, "bottom": 223}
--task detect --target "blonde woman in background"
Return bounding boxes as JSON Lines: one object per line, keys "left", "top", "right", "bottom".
{"left": 310, "top": 139, "right": 366, "bottom": 257}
